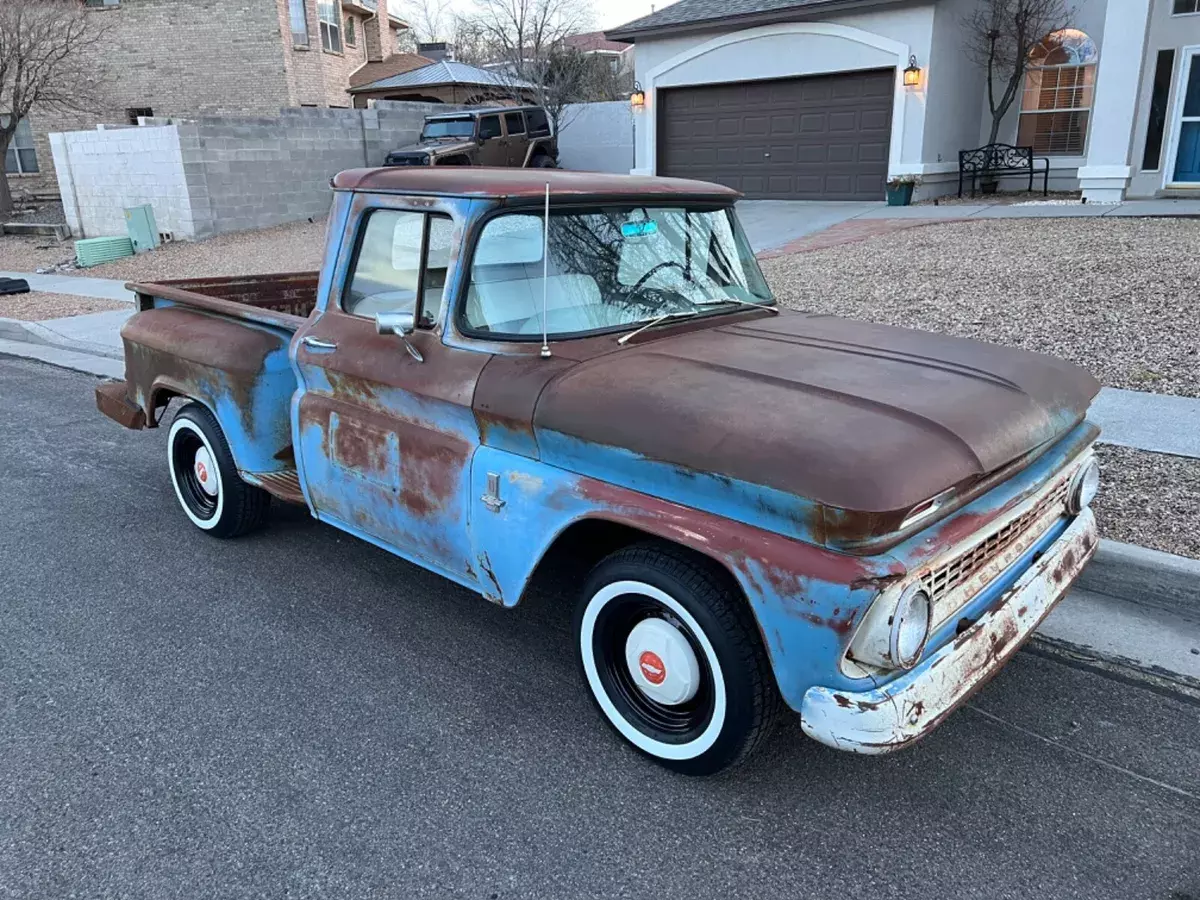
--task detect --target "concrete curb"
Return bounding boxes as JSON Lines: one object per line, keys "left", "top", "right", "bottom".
{"left": 1077, "top": 538, "right": 1200, "bottom": 622}
{"left": 0, "top": 316, "right": 123, "bottom": 360}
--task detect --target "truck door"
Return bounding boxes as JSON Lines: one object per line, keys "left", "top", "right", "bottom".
{"left": 292, "top": 207, "right": 490, "bottom": 587}
{"left": 476, "top": 114, "right": 506, "bottom": 167}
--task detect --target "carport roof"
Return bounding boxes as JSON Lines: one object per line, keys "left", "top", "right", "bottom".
{"left": 607, "top": 0, "right": 905, "bottom": 41}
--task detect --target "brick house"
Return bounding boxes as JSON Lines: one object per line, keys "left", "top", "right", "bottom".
{"left": 11, "top": 0, "right": 409, "bottom": 194}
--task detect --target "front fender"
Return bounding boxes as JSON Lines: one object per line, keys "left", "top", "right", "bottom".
{"left": 468, "top": 446, "right": 903, "bottom": 709}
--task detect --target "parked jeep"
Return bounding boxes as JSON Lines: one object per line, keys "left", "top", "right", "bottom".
{"left": 385, "top": 105, "right": 558, "bottom": 169}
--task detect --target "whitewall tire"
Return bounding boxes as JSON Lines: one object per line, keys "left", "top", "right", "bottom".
{"left": 166, "top": 402, "right": 270, "bottom": 539}
{"left": 574, "top": 544, "right": 781, "bottom": 776}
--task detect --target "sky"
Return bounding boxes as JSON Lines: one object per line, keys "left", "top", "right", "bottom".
{"left": 595, "top": 0, "right": 679, "bottom": 30}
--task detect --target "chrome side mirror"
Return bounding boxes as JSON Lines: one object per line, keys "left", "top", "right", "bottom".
{"left": 374, "top": 311, "right": 423, "bottom": 363}
{"left": 375, "top": 311, "right": 415, "bottom": 336}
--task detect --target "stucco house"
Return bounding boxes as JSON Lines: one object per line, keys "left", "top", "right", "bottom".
{"left": 607, "top": 0, "right": 1199, "bottom": 202}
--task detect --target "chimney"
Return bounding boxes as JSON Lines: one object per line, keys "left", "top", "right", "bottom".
{"left": 417, "top": 41, "right": 455, "bottom": 62}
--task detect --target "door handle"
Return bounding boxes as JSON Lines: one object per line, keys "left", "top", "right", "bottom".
{"left": 301, "top": 336, "right": 337, "bottom": 352}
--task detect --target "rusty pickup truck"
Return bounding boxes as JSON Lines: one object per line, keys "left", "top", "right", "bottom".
{"left": 96, "top": 168, "right": 1102, "bottom": 775}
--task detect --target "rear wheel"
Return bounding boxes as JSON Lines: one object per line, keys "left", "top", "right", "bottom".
{"left": 167, "top": 402, "right": 270, "bottom": 538}
{"left": 575, "top": 543, "right": 781, "bottom": 775}
{"left": 530, "top": 153, "right": 556, "bottom": 168}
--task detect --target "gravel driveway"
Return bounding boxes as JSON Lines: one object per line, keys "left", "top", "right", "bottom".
{"left": 760, "top": 217, "right": 1200, "bottom": 398}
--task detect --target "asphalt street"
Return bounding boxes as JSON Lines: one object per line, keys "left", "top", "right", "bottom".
{"left": 2, "top": 356, "right": 1198, "bottom": 900}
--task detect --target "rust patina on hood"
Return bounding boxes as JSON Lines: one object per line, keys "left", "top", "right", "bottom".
{"left": 531, "top": 311, "right": 1100, "bottom": 543}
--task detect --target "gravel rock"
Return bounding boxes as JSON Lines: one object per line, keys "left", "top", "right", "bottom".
{"left": 0, "top": 292, "right": 128, "bottom": 321}
{"left": 761, "top": 218, "right": 1200, "bottom": 397}
{"left": 1093, "top": 445, "right": 1200, "bottom": 560}
{"left": 0, "top": 218, "right": 327, "bottom": 281}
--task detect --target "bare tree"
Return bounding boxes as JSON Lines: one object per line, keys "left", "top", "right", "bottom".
{"left": 394, "top": 0, "right": 455, "bottom": 49}
{"left": 0, "top": 0, "right": 110, "bottom": 217}
{"left": 459, "top": 0, "right": 594, "bottom": 131}
{"left": 962, "top": 0, "right": 1073, "bottom": 147}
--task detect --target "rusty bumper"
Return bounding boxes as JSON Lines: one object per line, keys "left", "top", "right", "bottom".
{"left": 799, "top": 509, "right": 1097, "bottom": 754}
{"left": 95, "top": 381, "right": 145, "bottom": 430}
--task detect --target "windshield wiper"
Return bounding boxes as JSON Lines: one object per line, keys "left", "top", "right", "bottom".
{"left": 616, "top": 309, "right": 699, "bottom": 345}
{"left": 695, "top": 295, "right": 779, "bottom": 314}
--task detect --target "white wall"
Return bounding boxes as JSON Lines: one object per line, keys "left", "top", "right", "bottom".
{"left": 629, "top": 6, "right": 937, "bottom": 178}
{"left": 52, "top": 125, "right": 194, "bottom": 239}
{"left": 557, "top": 101, "right": 634, "bottom": 173}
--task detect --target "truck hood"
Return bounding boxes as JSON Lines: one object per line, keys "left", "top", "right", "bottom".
{"left": 393, "top": 138, "right": 475, "bottom": 155}
{"left": 532, "top": 312, "right": 1100, "bottom": 515}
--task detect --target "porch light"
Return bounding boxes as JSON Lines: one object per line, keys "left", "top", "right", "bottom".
{"left": 903, "top": 56, "right": 921, "bottom": 88}
{"left": 630, "top": 82, "right": 646, "bottom": 109}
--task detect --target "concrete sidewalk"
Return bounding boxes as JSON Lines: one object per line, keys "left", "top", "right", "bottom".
{"left": 743, "top": 195, "right": 1200, "bottom": 251}
{"left": 0, "top": 271, "right": 136, "bottom": 302}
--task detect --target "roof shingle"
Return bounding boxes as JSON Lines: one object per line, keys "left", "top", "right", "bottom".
{"left": 607, "top": 0, "right": 853, "bottom": 39}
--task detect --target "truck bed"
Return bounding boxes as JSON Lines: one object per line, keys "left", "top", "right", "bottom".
{"left": 127, "top": 272, "right": 319, "bottom": 330}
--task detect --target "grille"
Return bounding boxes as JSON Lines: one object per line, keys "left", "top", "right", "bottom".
{"left": 385, "top": 154, "right": 428, "bottom": 167}
{"left": 919, "top": 477, "right": 1070, "bottom": 606}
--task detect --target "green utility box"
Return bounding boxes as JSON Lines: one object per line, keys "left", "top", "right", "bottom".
{"left": 123, "top": 204, "right": 160, "bottom": 253}
{"left": 75, "top": 236, "right": 134, "bottom": 268}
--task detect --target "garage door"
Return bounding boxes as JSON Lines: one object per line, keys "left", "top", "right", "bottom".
{"left": 657, "top": 70, "right": 894, "bottom": 200}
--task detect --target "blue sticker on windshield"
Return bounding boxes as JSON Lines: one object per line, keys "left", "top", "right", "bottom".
{"left": 621, "top": 221, "right": 659, "bottom": 238}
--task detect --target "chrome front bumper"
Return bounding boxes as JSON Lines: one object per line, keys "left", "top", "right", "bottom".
{"left": 800, "top": 509, "right": 1098, "bottom": 754}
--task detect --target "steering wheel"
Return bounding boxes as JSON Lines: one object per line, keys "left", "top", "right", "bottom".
{"left": 629, "top": 260, "right": 688, "bottom": 297}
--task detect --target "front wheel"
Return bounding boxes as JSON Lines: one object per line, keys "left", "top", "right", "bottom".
{"left": 575, "top": 543, "right": 781, "bottom": 775}
{"left": 167, "top": 402, "right": 270, "bottom": 538}
{"left": 530, "top": 154, "right": 556, "bottom": 168}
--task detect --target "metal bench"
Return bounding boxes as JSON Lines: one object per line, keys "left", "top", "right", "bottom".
{"left": 958, "top": 143, "right": 1050, "bottom": 198}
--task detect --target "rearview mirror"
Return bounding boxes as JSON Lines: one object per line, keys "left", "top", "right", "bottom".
{"left": 375, "top": 311, "right": 415, "bottom": 336}
{"left": 374, "top": 311, "right": 423, "bottom": 363}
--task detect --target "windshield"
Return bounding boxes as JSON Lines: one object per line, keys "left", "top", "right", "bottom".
{"left": 421, "top": 117, "right": 475, "bottom": 140}
{"left": 462, "top": 206, "right": 773, "bottom": 339}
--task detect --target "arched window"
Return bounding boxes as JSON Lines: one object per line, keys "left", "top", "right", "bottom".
{"left": 1018, "top": 29, "right": 1099, "bottom": 155}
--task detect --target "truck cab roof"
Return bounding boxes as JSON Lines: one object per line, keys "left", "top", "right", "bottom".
{"left": 330, "top": 168, "right": 743, "bottom": 204}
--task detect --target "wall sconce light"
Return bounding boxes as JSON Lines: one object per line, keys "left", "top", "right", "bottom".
{"left": 630, "top": 82, "right": 646, "bottom": 109}
{"left": 903, "top": 55, "right": 921, "bottom": 88}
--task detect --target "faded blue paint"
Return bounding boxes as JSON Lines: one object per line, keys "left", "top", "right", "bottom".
{"left": 534, "top": 429, "right": 825, "bottom": 544}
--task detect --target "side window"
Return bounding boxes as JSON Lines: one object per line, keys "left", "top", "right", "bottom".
{"left": 344, "top": 210, "right": 452, "bottom": 327}
{"left": 526, "top": 108, "right": 551, "bottom": 137}
{"left": 504, "top": 112, "right": 525, "bottom": 135}
{"left": 479, "top": 115, "right": 502, "bottom": 140}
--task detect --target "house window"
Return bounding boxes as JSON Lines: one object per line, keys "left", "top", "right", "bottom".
{"left": 345, "top": 15, "right": 356, "bottom": 46}
{"left": 83, "top": 0, "right": 120, "bottom": 8}
{"left": 1017, "top": 29, "right": 1098, "bottom": 156}
{"left": 318, "top": 1, "right": 342, "bottom": 53}
{"left": 2, "top": 117, "right": 39, "bottom": 175}
{"left": 1174, "top": 0, "right": 1200, "bottom": 14}
{"left": 289, "top": 0, "right": 309, "bottom": 47}
{"left": 126, "top": 106, "right": 154, "bottom": 124}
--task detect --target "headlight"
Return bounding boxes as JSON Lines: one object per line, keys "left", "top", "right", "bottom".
{"left": 1067, "top": 457, "right": 1100, "bottom": 514}
{"left": 890, "top": 584, "right": 931, "bottom": 670}
{"left": 848, "top": 582, "right": 932, "bottom": 671}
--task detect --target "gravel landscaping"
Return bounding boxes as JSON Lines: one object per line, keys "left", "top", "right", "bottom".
{"left": 0, "top": 218, "right": 326, "bottom": 281}
{"left": 1093, "top": 445, "right": 1200, "bottom": 560}
{"left": 0, "top": 292, "right": 127, "bottom": 321}
{"left": 761, "top": 217, "right": 1200, "bottom": 397}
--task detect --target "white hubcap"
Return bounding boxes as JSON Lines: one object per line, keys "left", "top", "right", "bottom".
{"left": 624, "top": 618, "right": 701, "bottom": 706}
{"left": 193, "top": 446, "right": 218, "bottom": 496}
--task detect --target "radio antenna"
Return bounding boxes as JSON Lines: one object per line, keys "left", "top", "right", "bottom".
{"left": 540, "top": 181, "right": 552, "bottom": 359}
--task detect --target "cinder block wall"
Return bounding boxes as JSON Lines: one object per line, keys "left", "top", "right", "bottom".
{"left": 51, "top": 125, "right": 195, "bottom": 239}
{"left": 52, "top": 104, "right": 463, "bottom": 240}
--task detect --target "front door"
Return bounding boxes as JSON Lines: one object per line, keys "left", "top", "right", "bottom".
{"left": 1174, "top": 54, "right": 1200, "bottom": 183}
{"left": 293, "top": 206, "right": 490, "bottom": 586}
{"left": 476, "top": 114, "right": 507, "bottom": 167}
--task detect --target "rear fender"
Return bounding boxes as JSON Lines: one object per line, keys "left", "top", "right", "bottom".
{"left": 121, "top": 307, "right": 297, "bottom": 474}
